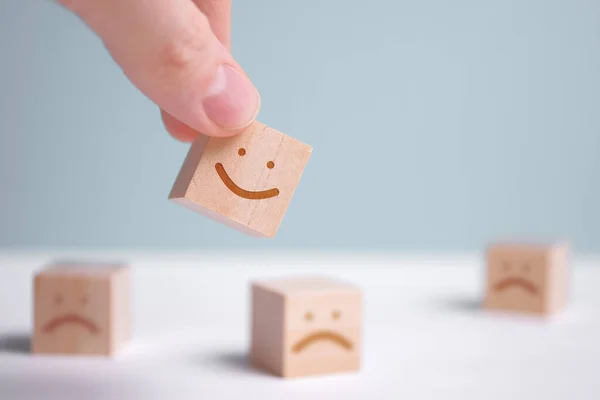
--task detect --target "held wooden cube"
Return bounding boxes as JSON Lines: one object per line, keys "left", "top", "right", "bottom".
{"left": 32, "top": 262, "right": 131, "bottom": 356}
{"left": 169, "top": 121, "right": 312, "bottom": 238}
{"left": 250, "top": 276, "right": 363, "bottom": 378}
{"left": 483, "top": 242, "right": 570, "bottom": 316}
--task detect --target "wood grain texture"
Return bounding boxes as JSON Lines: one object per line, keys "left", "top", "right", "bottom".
{"left": 169, "top": 121, "right": 312, "bottom": 238}
{"left": 32, "top": 262, "right": 131, "bottom": 356}
{"left": 250, "top": 276, "right": 362, "bottom": 378}
{"left": 483, "top": 242, "right": 570, "bottom": 317}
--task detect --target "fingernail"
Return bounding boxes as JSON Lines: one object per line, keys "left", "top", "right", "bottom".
{"left": 203, "top": 64, "right": 260, "bottom": 131}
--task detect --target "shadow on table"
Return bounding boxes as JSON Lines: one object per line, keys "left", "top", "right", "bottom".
{"left": 191, "top": 350, "right": 272, "bottom": 378}
{"left": 433, "top": 295, "right": 483, "bottom": 313}
{"left": 0, "top": 368, "right": 162, "bottom": 400}
{"left": 0, "top": 332, "right": 31, "bottom": 354}
{"left": 0, "top": 373, "right": 99, "bottom": 399}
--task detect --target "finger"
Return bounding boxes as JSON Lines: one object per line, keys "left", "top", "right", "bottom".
{"left": 193, "top": 0, "right": 231, "bottom": 50}
{"left": 161, "top": 109, "right": 198, "bottom": 142}
{"left": 59, "top": 0, "right": 260, "bottom": 137}
{"left": 161, "top": 0, "right": 233, "bottom": 142}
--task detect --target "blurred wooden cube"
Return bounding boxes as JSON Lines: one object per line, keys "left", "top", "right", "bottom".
{"left": 32, "top": 262, "right": 131, "bottom": 356}
{"left": 483, "top": 242, "right": 570, "bottom": 316}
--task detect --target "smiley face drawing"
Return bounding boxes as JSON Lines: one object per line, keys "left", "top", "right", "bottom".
{"left": 32, "top": 264, "right": 130, "bottom": 356}
{"left": 170, "top": 121, "right": 312, "bottom": 238}
{"left": 483, "top": 243, "right": 570, "bottom": 316}
{"left": 215, "top": 147, "right": 280, "bottom": 200}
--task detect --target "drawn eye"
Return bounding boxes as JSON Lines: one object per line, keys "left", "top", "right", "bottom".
{"left": 54, "top": 294, "right": 63, "bottom": 305}
{"left": 332, "top": 310, "right": 341, "bottom": 320}
{"left": 304, "top": 311, "right": 314, "bottom": 321}
{"left": 502, "top": 261, "right": 510, "bottom": 272}
{"left": 266, "top": 161, "right": 275, "bottom": 169}
{"left": 81, "top": 295, "right": 88, "bottom": 305}
{"left": 238, "top": 148, "right": 246, "bottom": 156}
{"left": 522, "top": 263, "right": 530, "bottom": 273}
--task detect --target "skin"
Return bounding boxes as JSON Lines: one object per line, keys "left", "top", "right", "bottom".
{"left": 57, "top": 0, "right": 260, "bottom": 142}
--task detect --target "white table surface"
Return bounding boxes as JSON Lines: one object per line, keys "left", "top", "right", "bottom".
{"left": 0, "top": 251, "right": 599, "bottom": 399}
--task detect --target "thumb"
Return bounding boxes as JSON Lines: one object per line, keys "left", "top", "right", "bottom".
{"left": 59, "top": 0, "right": 261, "bottom": 138}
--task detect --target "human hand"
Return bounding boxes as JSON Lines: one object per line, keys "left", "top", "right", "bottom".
{"left": 58, "top": 0, "right": 261, "bottom": 142}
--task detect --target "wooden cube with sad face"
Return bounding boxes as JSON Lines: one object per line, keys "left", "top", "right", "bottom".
{"left": 483, "top": 242, "right": 570, "bottom": 316}
{"left": 169, "top": 121, "right": 312, "bottom": 238}
{"left": 32, "top": 262, "right": 131, "bottom": 356}
{"left": 250, "top": 276, "right": 362, "bottom": 378}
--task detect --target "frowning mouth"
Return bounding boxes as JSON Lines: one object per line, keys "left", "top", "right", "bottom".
{"left": 493, "top": 277, "right": 539, "bottom": 295}
{"left": 291, "top": 330, "right": 353, "bottom": 353}
{"left": 41, "top": 313, "right": 99, "bottom": 334}
{"left": 215, "top": 163, "right": 279, "bottom": 200}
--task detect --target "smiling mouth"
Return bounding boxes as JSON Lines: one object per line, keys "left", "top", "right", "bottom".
{"left": 493, "top": 277, "right": 539, "bottom": 295}
{"left": 41, "top": 313, "right": 99, "bottom": 334}
{"left": 215, "top": 163, "right": 279, "bottom": 200}
{"left": 291, "top": 330, "right": 354, "bottom": 353}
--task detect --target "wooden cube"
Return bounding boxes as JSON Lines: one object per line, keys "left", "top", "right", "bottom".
{"left": 250, "top": 276, "right": 362, "bottom": 378}
{"left": 483, "top": 242, "right": 570, "bottom": 316}
{"left": 32, "top": 262, "right": 131, "bottom": 356}
{"left": 169, "top": 121, "right": 312, "bottom": 238}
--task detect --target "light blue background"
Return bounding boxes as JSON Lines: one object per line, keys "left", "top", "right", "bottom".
{"left": 0, "top": 0, "right": 599, "bottom": 251}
